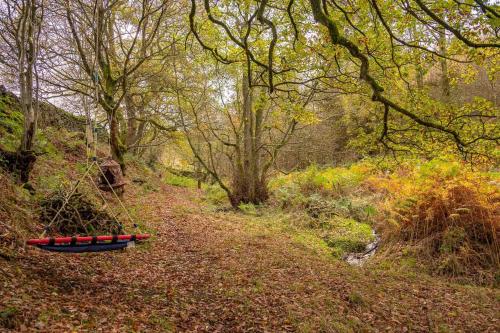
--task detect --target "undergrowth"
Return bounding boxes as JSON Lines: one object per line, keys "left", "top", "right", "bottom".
{"left": 366, "top": 159, "right": 499, "bottom": 285}
{"left": 0, "top": 171, "right": 37, "bottom": 257}
{"left": 0, "top": 126, "right": 155, "bottom": 251}
{"left": 204, "top": 184, "right": 229, "bottom": 206}
{"left": 266, "top": 158, "right": 499, "bottom": 285}
{"left": 268, "top": 163, "right": 377, "bottom": 259}
{"left": 0, "top": 94, "right": 23, "bottom": 151}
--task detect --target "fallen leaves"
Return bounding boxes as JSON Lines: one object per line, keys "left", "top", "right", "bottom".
{"left": 0, "top": 183, "right": 499, "bottom": 332}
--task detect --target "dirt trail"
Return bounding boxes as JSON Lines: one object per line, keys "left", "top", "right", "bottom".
{"left": 1, "top": 183, "right": 499, "bottom": 332}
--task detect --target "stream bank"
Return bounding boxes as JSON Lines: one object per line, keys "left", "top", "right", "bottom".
{"left": 344, "top": 230, "right": 380, "bottom": 266}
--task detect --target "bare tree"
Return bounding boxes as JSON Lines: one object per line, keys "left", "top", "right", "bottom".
{"left": 49, "top": 0, "right": 171, "bottom": 172}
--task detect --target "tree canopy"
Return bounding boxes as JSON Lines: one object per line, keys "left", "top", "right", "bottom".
{"left": 0, "top": 0, "right": 498, "bottom": 203}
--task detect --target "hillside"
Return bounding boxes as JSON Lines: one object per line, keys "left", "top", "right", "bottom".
{"left": 0, "top": 89, "right": 499, "bottom": 332}
{"left": 0, "top": 85, "right": 85, "bottom": 148}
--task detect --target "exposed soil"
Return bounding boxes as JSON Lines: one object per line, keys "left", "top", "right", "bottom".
{"left": 0, "top": 148, "right": 37, "bottom": 183}
{"left": 1, "top": 183, "right": 499, "bottom": 332}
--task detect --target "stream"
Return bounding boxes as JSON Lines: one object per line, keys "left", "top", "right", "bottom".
{"left": 343, "top": 230, "right": 380, "bottom": 266}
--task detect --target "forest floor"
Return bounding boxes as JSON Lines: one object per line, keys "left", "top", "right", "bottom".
{"left": 1, "top": 180, "right": 499, "bottom": 333}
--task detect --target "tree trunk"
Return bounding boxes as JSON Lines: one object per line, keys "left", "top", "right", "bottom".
{"left": 242, "top": 70, "right": 253, "bottom": 196}
{"left": 438, "top": 28, "right": 450, "bottom": 100}
{"left": 229, "top": 72, "right": 268, "bottom": 207}
{"left": 124, "top": 93, "right": 146, "bottom": 155}
{"left": 17, "top": 0, "right": 39, "bottom": 183}
{"left": 126, "top": 115, "right": 138, "bottom": 152}
{"left": 109, "top": 111, "right": 126, "bottom": 174}
{"left": 252, "top": 92, "right": 268, "bottom": 202}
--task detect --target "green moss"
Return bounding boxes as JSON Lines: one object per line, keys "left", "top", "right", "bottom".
{"left": 35, "top": 131, "right": 61, "bottom": 157}
{"left": 204, "top": 184, "right": 228, "bottom": 206}
{"left": 0, "top": 94, "right": 71, "bottom": 157}
{"left": 0, "top": 112, "right": 23, "bottom": 133}
{"left": 163, "top": 171, "right": 198, "bottom": 188}
{"left": 291, "top": 231, "right": 331, "bottom": 256}
{"left": 0, "top": 95, "right": 24, "bottom": 151}
{"left": 323, "top": 217, "right": 375, "bottom": 257}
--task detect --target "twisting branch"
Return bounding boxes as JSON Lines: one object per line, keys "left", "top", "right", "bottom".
{"left": 256, "top": 0, "right": 277, "bottom": 92}
{"left": 308, "top": 0, "right": 473, "bottom": 148}
{"left": 369, "top": 0, "right": 471, "bottom": 63}
{"left": 287, "top": 0, "right": 299, "bottom": 49}
{"left": 189, "top": 0, "right": 234, "bottom": 64}
{"left": 202, "top": 0, "right": 270, "bottom": 71}
{"left": 474, "top": 0, "right": 500, "bottom": 18}
{"left": 189, "top": 0, "right": 285, "bottom": 89}
{"left": 413, "top": 0, "right": 499, "bottom": 48}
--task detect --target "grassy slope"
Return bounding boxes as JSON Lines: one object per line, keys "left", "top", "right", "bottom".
{"left": 0, "top": 90, "right": 25, "bottom": 151}
{"left": 0, "top": 88, "right": 85, "bottom": 153}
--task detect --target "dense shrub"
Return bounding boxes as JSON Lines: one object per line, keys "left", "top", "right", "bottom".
{"left": 270, "top": 163, "right": 377, "bottom": 217}
{"left": 398, "top": 182, "right": 498, "bottom": 280}
{"left": 365, "top": 158, "right": 499, "bottom": 284}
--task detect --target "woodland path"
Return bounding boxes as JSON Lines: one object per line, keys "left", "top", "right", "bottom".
{"left": 1, "top": 183, "right": 499, "bottom": 332}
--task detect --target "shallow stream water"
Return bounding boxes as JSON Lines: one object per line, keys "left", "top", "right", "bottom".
{"left": 344, "top": 230, "right": 380, "bottom": 266}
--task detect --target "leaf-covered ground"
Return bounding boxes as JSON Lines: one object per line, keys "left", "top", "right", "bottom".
{"left": 1, "top": 182, "right": 499, "bottom": 332}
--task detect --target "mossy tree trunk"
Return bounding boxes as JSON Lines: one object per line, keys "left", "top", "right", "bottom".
{"left": 124, "top": 93, "right": 147, "bottom": 156}
{"left": 229, "top": 72, "right": 269, "bottom": 207}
